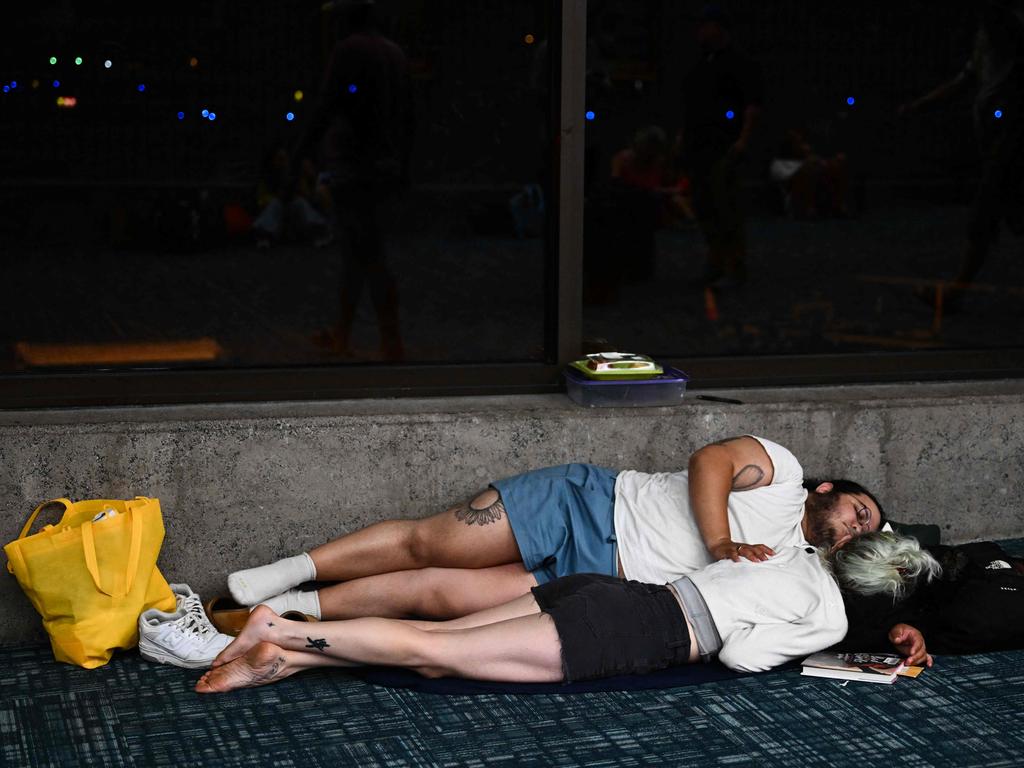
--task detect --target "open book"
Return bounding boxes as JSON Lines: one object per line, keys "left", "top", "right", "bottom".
{"left": 801, "top": 652, "right": 907, "bottom": 684}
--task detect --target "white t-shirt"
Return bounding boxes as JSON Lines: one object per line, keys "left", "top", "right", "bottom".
{"left": 684, "top": 545, "right": 847, "bottom": 672}
{"left": 613, "top": 435, "right": 809, "bottom": 584}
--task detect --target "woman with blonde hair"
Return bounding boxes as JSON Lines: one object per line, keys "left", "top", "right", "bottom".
{"left": 197, "top": 532, "right": 939, "bottom": 693}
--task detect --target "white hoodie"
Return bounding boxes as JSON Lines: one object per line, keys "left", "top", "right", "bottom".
{"left": 681, "top": 545, "right": 848, "bottom": 673}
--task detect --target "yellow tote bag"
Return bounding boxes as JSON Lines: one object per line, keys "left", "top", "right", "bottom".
{"left": 4, "top": 497, "right": 177, "bottom": 669}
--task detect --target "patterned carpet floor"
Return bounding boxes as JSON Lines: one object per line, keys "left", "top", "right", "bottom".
{"left": 4, "top": 641, "right": 1024, "bottom": 768}
{"left": 5, "top": 537, "right": 1024, "bottom": 767}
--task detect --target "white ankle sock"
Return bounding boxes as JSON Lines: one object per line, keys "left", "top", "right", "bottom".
{"left": 228, "top": 553, "right": 316, "bottom": 606}
{"left": 258, "top": 589, "right": 322, "bottom": 619}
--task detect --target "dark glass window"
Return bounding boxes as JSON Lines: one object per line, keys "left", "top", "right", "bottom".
{"left": 1, "top": 1, "right": 553, "bottom": 373}
{"left": 582, "top": 1, "right": 1023, "bottom": 361}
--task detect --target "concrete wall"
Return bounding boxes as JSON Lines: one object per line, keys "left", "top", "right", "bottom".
{"left": 2, "top": 379, "right": 1023, "bottom": 645}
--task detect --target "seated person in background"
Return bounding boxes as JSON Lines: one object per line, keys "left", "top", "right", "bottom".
{"left": 223, "top": 436, "right": 884, "bottom": 624}
{"left": 769, "top": 128, "right": 849, "bottom": 219}
{"left": 611, "top": 125, "right": 694, "bottom": 222}
{"left": 251, "top": 143, "right": 332, "bottom": 248}
{"left": 196, "top": 532, "right": 938, "bottom": 693}
{"left": 598, "top": 125, "right": 693, "bottom": 286}
{"left": 837, "top": 539, "right": 1024, "bottom": 665}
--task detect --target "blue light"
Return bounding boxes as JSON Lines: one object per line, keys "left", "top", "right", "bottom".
{"left": 52, "top": 79, "right": 60, "bottom": 88}
{"left": 208, "top": 112, "right": 216, "bottom": 120}
{"left": 2, "top": 86, "right": 8, "bottom": 94}
{"left": 286, "top": 112, "right": 295, "bottom": 121}
{"left": 10, "top": 81, "right": 16, "bottom": 89}
{"left": 201, "top": 108, "right": 209, "bottom": 117}
{"left": 585, "top": 110, "right": 595, "bottom": 121}
{"left": 847, "top": 96, "right": 855, "bottom": 106}
{"left": 725, "top": 110, "right": 735, "bottom": 120}
{"left": 994, "top": 109, "right": 1003, "bottom": 119}
{"left": 137, "top": 83, "right": 146, "bottom": 92}
{"left": 177, "top": 111, "right": 185, "bottom": 120}
{"left": 347, "top": 83, "right": 357, "bottom": 93}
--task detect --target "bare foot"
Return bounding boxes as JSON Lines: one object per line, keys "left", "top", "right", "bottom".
{"left": 212, "top": 604, "right": 278, "bottom": 668}
{"left": 196, "top": 642, "right": 290, "bottom": 693}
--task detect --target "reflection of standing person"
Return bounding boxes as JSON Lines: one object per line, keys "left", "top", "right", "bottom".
{"left": 900, "top": 1, "right": 1024, "bottom": 303}
{"left": 297, "top": 0, "right": 413, "bottom": 360}
{"left": 680, "top": 5, "right": 763, "bottom": 288}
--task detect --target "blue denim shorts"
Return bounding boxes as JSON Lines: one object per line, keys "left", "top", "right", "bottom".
{"left": 491, "top": 463, "right": 619, "bottom": 584}
{"left": 532, "top": 573, "right": 691, "bottom": 682}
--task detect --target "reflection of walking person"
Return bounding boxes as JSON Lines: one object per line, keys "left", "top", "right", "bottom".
{"left": 899, "top": 0, "right": 1024, "bottom": 307}
{"left": 680, "top": 5, "right": 763, "bottom": 289}
{"left": 297, "top": 0, "right": 413, "bottom": 360}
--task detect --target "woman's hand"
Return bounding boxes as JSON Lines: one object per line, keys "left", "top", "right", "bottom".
{"left": 889, "top": 623, "right": 933, "bottom": 667}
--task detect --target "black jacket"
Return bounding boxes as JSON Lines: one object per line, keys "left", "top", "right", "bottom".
{"left": 837, "top": 541, "right": 1024, "bottom": 654}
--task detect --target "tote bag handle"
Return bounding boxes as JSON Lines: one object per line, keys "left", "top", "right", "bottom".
{"left": 16, "top": 498, "right": 73, "bottom": 540}
{"left": 6, "top": 498, "right": 74, "bottom": 575}
{"left": 81, "top": 505, "right": 143, "bottom": 598}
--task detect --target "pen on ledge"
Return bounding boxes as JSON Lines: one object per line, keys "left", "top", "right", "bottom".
{"left": 695, "top": 394, "right": 743, "bottom": 405}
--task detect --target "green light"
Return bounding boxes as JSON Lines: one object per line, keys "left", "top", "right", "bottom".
{"left": 49, "top": 56, "right": 57, "bottom": 65}
{"left": 75, "top": 56, "right": 83, "bottom": 66}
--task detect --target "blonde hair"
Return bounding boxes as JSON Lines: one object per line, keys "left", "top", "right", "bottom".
{"left": 828, "top": 531, "right": 942, "bottom": 600}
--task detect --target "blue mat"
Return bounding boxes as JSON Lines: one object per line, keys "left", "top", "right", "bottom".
{"left": 348, "top": 658, "right": 751, "bottom": 695}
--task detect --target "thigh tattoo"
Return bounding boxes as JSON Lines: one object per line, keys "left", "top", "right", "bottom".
{"left": 454, "top": 489, "right": 507, "bottom": 526}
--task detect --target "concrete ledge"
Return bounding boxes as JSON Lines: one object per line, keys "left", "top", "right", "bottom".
{"left": 3, "top": 379, "right": 1023, "bottom": 645}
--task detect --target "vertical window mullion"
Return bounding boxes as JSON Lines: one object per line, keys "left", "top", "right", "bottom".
{"left": 555, "top": 0, "right": 587, "bottom": 366}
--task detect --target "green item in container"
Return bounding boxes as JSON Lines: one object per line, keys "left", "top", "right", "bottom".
{"left": 569, "top": 352, "right": 663, "bottom": 380}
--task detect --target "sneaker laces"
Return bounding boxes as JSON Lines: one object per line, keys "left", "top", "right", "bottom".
{"left": 176, "top": 593, "right": 218, "bottom": 637}
{"left": 175, "top": 608, "right": 211, "bottom": 637}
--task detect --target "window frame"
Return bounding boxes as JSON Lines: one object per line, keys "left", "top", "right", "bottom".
{"left": 1, "top": 0, "right": 1021, "bottom": 410}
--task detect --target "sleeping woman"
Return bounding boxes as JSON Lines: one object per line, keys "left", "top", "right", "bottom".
{"left": 196, "top": 532, "right": 939, "bottom": 693}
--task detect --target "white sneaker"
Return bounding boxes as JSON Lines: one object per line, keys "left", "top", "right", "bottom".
{"left": 139, "top": 604, "right": 233, "bottom": 670}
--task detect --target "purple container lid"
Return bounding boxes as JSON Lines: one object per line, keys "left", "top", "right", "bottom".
{"left": 564, "top": 365, "right": 690, "bottom": 386}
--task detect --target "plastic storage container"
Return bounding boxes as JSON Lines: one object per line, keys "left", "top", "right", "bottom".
{"left": 563, "top": 365, "right": 689, "bottom": 407}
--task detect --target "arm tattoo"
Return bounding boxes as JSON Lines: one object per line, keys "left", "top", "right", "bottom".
{"left": 454, "top": 492, "right": 507, "bottom": 526}
{"left": 732, "top": 464, "right": 765, "bottom": 491}
{"left": 306, "top": 637, "right": 330, "bottom": 652}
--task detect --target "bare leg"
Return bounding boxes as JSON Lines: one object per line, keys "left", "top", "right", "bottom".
{"left": 316, "top": 562, "right": 538, "bottom": 620}
{"left": 403, "top": 591, "right": 543, "bottom": 632}
{"left": 228, "top": 488, "right": 526, "bottom": 607}
{"left": 308, "top": 488, "right": 521, "bottom": 580}
{"left": 216, "top": 594, "right": 544, "bottom": 668}
{"left": 198, "top": 602, "right": 563, "bottom": 693}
